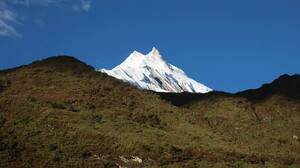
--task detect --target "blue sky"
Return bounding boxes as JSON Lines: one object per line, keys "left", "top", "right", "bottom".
{"left": 0, "top": 0, "right": 299, "bottom": 92}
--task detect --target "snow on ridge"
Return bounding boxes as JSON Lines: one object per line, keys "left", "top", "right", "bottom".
{"left": 100, "top": 47, "right": 212, "bottom": 93}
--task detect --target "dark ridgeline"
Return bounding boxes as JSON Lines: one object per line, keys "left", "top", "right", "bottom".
{"left": 157, "top": 91, "right": 230, "bottom": 106}
{"left": 158, "top": 74, "right": 300, "bottom": 106}
{"left": 0, "top": 56, "right": 299, "bottom": 167}
{"left": 237, "top": 74, "right": 300, "bottom": 101}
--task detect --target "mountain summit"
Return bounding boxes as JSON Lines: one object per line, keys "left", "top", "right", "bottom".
{"left": 101, "top": 48, "right": 212, "bottom": 93}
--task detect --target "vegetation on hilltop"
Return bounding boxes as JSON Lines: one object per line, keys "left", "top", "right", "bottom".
{"left": 0, "top": 56, "right": 299, "bottom": 168}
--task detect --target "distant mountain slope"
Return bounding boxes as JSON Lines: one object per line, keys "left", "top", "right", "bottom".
{"left": 0, "top": 56, "right": 299, "bottom": 168}
{"left": 101, "top": 47, "right": 212, "bottom": 93}
{"left": 158, "top": 74, "right": 300, "bottom": 106}
{"left": 237, "top": 74, "right": 300, "bottom": 101}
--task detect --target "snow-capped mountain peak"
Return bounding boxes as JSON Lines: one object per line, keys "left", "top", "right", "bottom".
{"left": 148, "top": 47, "right": 162, "bottom": 59}
{"left": 147, "top": 47, "right": 169, "bottom": 67}
{"left": 119, "top": 50, "right": 145, "bottom": 68}
{"left": 101, "top": 48, "right": 212, "bottom": 93}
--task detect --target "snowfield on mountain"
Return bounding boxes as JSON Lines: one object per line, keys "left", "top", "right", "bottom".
{"left": 101, "top": 47, "right": 212, "bottom": 93}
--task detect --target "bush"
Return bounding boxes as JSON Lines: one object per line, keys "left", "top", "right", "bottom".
{"left": 81, "top": 150, "right": 92, "bottom": 159}
{"left": 0, "top": 79, "right": 5, "bottom": 87}
{"left": 86, "top": 103, "right": 96, "bottom": 110}
{"left": 102, "top": 159, "right": 117, "bottom": 168}
{"left": 0, "top": 115, "right": 5, "bottom": 127}
{"left": 68, "top": 105, "right": 79, "bottom": 112}
{"left": 52, "top": 150, "right": 64, "bottom": 162}
{"left": 131, "top": 113, "right": 164, "bottom": 128}
{"left": 48, "top": 144, "right": 58, "bottom": 151}
{"left": 169, "top": 145, "right": 182, "bottom": 156}
{"left": 48, "top": 102, "right": 66, "bottom": 110}
{"left": 0, "top": 79, "right": 8, "bottom": 91}
{"left": 0, "top": 78, "right": 9, "bottom": 86}
{"left": 7, "top": 136, "right": 25, "bottom": 160}
{"left": 14, "top": 116, "right": 32, "bottom": 125}
{"left": 48, "top": 101, "right": 79, "bottom": 112}
{"left": 91, "top": 114, "right": 103, "bottom": 124}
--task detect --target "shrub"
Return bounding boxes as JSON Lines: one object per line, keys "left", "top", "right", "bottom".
{"left": 68, "top": 105, "right": 79, "bottom": 112}
{"left": 0, "top": 79, "right": 8, "bottom": 91}
{"left": 48, "top": 102, "right": 66, "bottom": 110}
{"left": 52, "top": 150, "right": 64, "bottom": 162}
{"left": 102, "top": 159, "right": 117, "bottom": 168}
{"left": 0, "top": 79, "right": 5, "bottom": 87}
{"left": 81, "top": 150, "right": 92, "bottom": 159}
{"left": 91, "top": 114, "right": 103, "bottom": 124}
{"left": 0, "top": 115, "right": 5, "bottom": 127}
{"left": 14, "top": 116, "right": 32, "bottom": 125}
{"left": 86, "top": 103, "right": 96, "bottom": 110}
{"left": 169, "top": 145, "right": 182, "bottom": 156}
{"left": 131, "top": 113, "right": 164, "bottom": 128}
{"left": 147, "top": 114, "right": 162, "bottom": 127}
{"left": 48, "top": 144, "right": 58, "bottom": 151}
{"left": 7, "top": 136, "right": 25, "bottom": 160}
{"left": 48, "top": 101, "right": 79, "bottom": 112}
{"left": 0, "top": 78, "right": 9, "bottom": 85}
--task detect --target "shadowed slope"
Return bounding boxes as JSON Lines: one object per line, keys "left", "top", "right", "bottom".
{"left": 158, "top": 74, "right": 300, "bottom": 106}
{"left": 157, "top": 91, "right": 231, "bottom": 106}
{"left": 237, "top": 74, "right": 300, "bottom": 102}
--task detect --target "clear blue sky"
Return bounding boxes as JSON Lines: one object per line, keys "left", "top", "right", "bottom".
{"left": 0, "top": 0, "right": 299, "bottom": 92}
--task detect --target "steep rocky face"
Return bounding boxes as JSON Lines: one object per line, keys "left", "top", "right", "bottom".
{"left": 101, "top": 47, "right": 212, "bottom": 93}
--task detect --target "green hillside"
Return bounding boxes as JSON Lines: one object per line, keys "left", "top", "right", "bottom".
{"left": 0, "top": 56, "right": 299, "bottom": 168}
